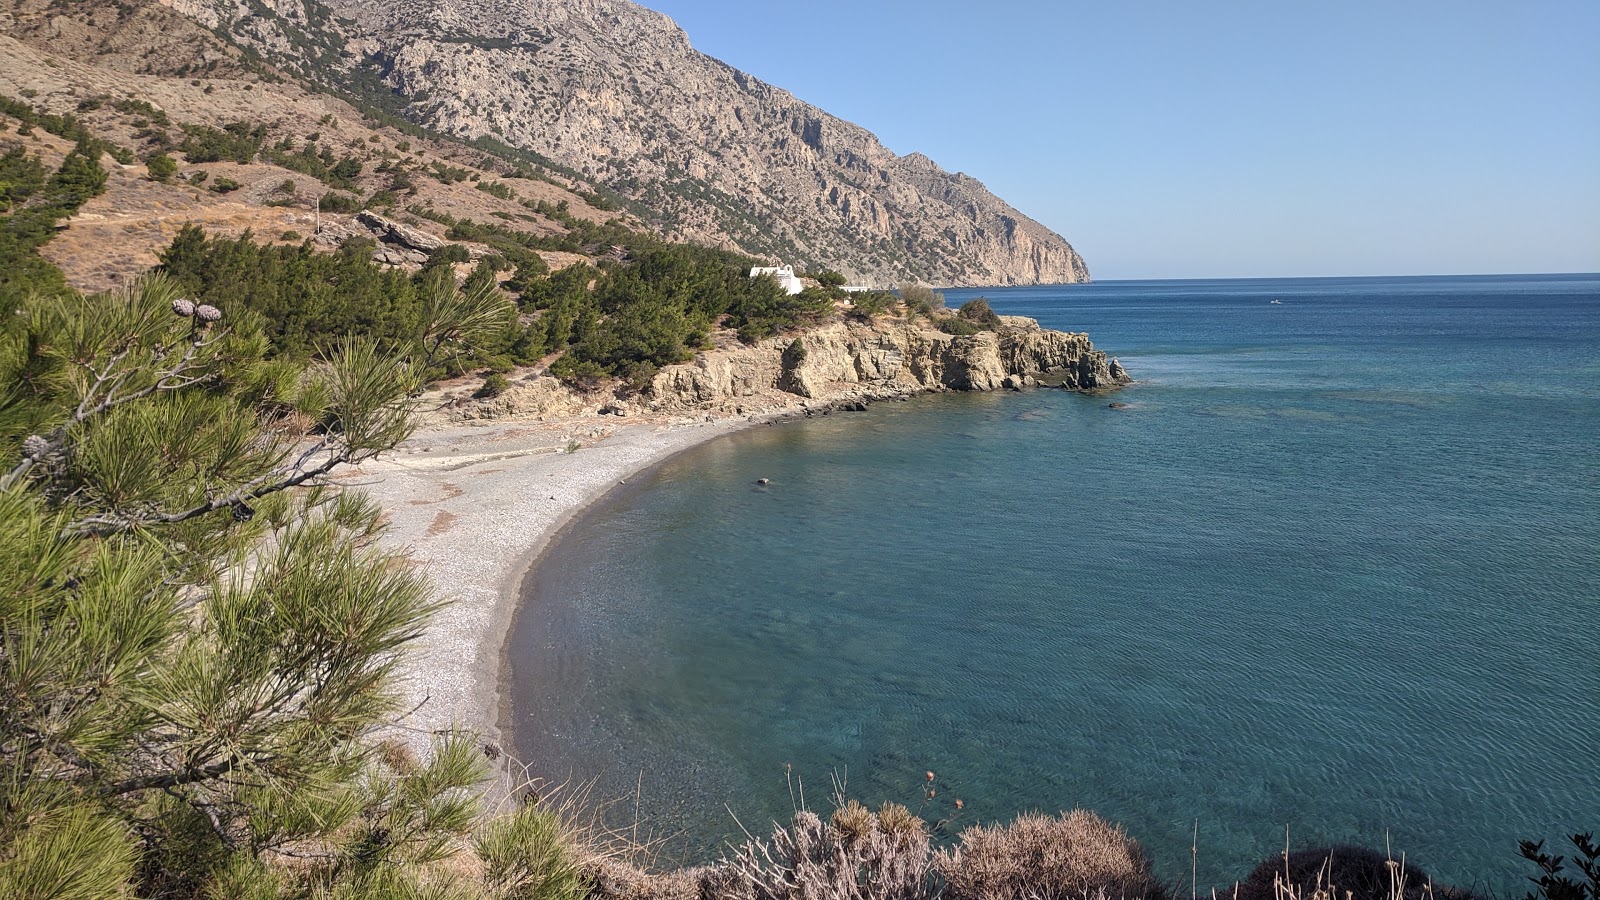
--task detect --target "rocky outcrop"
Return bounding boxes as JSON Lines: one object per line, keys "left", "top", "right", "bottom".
{"left": 357, "top": 210, "right": 446, "bottom": 253}
{"left": 646, "top": 316, "right": 1128, "bottom": 411}
{"left": 427, "top": 316, "right": 1127, "bottom": 425}
{"left": 154, "top": 0, "right": 1092, "bottom": 287}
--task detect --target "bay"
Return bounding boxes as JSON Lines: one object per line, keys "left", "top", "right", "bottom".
{"left": 506, "top": 274, "right": 1600, "bottom": 891}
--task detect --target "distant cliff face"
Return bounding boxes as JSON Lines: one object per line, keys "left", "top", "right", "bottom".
{"left": 157, "top": 0, "right": 1091, "bottom": 287}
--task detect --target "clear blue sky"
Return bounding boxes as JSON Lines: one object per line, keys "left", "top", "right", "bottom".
{"left": 637, "top": 0, "right": 1600, "bottom": 280}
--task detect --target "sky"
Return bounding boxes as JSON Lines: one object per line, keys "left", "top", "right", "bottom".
{"left": 636, "top": 0, "right": 1600, "bottom": 280}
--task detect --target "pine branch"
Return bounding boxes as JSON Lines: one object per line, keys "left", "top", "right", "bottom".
{"left": 104, "top": 756, "right": 242, "bottom": 796}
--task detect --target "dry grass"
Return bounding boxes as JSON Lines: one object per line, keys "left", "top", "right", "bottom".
{"left": 933, "top": 809, "right": 1165, "bottom": 900}
{"left": 712, "top": 805, "right": 936, "bottom": 900}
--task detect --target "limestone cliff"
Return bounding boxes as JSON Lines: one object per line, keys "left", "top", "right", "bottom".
{"left": 652, "top": 315, "right": 1124, "bottom": 409}
{"left": 143, "top": 0, "right": 1092, "bottom": 287}
{"left": 438, "top": 316, "right": 1128, "bottom": 424}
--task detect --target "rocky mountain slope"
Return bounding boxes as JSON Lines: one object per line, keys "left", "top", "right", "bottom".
{"left": 144, "top": 0, "right": 1090, "bottom": 286}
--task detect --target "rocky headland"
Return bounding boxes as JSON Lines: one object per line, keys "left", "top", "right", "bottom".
{"left": 436, "top": 315, "right": 1130, "bottom": 427}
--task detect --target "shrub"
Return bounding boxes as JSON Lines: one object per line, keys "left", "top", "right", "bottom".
{"left": 145, "top": 151, "right": 178, "bottom": 181}
{"left": 475, "top": 806, "right": 588, "bottom": 900}
{"left": 431, "top": 243, "right": 472, "bottom": 264}
{"left": 208, "top": 176, "right": 242, "bottom": 193}
{"left": 846, "top": 290, "right": 896, "bottom": 321}
{"left": 937, "top": 317, "right": 984, "bottom": 336}
{"left": 178, "top": 121, "right": 264, "bottom": 164}
{"left": 783, "top": 337, "right": 807, "bottom": 367}
{"left": 319, "top": 191, "right": 361, "bottom": 213}
{"left": 1234, "top": 846, "right": 1451, "bottom": 900}
{"left": 934, "top": 810, "right": 1164, "bottom": 900}
{"left": 474, "top": 372, "right": 511, "bottom": 398}
{"left": 716, "top": 805, "right": 935, "bottom": 900}
{"left": 958, "top": 297, "right": 1001, "bottom": 328}
{"left": 899, "top": 284, "right": 944, "bottom": 317}
{"left": 280, "top": 230, "right": 302, "bottom": 241}
{"left": 1521, "top": 833, "right": 1600, "bottom": 900}
{"left": 476, "top": 179, "right": 516, "bottom": 200}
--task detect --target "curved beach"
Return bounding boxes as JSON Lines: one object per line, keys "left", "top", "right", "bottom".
{"left": 350, "top": 411, "right": 777, "bottom": 755}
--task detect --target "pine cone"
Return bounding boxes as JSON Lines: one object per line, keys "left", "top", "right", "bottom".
{"left": 195, "top": 304, "right": 222, "bottom": 323}
{"left": 171, "top": 298, "right": 196, "bottom": 317}
{"left": 22, "top": 435, "right": 49, "bottom": 459}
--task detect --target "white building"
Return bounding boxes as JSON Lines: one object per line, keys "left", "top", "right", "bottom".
{"left": 749, "top": 265, "right": 805, "bottom": 296}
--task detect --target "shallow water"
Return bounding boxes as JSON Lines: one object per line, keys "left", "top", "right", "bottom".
{"left": 507, "top": 275, "right": 1600, "bottom": 891}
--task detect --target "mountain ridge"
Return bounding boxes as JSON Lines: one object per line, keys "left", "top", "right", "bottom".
{"left": 150, "top": 0, "right": 1092, "bottom": 286}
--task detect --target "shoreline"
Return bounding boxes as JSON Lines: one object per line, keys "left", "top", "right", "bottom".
{"left": 348, "top": 314, "right": 1132, "bottom": 758}
{"left": 349, "top": 408, "right": 792, "bottom": 756}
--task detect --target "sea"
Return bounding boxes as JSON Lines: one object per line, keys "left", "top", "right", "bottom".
{"left": 505, "top": 274, "right": 1600, "bottom": 892}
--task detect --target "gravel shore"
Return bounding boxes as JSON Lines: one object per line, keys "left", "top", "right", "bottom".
{"left": 348, "top": 413, "right": 772, "bottom": 755}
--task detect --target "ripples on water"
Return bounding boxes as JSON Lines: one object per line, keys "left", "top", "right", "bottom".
{"left": 508, "top": 275, "right": 1600, "bottom": 891}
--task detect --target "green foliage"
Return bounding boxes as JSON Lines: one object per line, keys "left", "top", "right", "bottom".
{"left": 430, "top": 161, "right": 472, "bottom": 184}
{"left": 320, "top": 191, "right": 363, "bottom": 213}
{"left": 146, "top": 151, "right": 179, "bottom": 182}
{"left": 899, "top": 284, "right": 945, "bottom": 317}
{"left": 178, "top": 122, "right": 266, "bottom": 164}
{"left": 845, "top": 290, "right": 896, "bottom": 321}
{"left": 475, "top": 807, "right": 588, "bottom": 900}
{"left": 958, "top": 297, "right": 1001, "bottom": 328}
{"left": 475, "top": 372, "right": 511, "bottom": 398}
{"left": 783, "top": 337, "right": 807, "bottom": 367}
{"left": 503, "top": 254, "right": 550, "bottom": 296}
{"left": 0, "top": 145, "right": 48, "bottom": 212}
{"left": 813, "top": 269, "right": 847, "bottom": 288}
{"left": 0, "top": 273, "right": 518, "bottom": 897}
{"left": 1, "top": 95, "right": 131, "bottom": 165}
{"left": 0, "top": 800, "right": 139, "bottom": 899}
{"left": 263, "top": 138, "right": 365, "bottom": 190}
{"left": 1521, "top": 833, "right": 1600, "bottom": 900}
{"left": 1, "top": 141, "right": 110, "bottom": 307}
{"left": 475, "top": 179, "right": 516, "bottom": 201}
{"left": 208, "top": 176, "right": 242, "bottom": 194}
{"left": 937, "top": 316, "right": 984, "bottom": 336}
{"left": 157, "top": 225, "right": 516, "bottom": 375}
{"left": 113, "top": 97, "right": 170, "bottom": 127}
{"left": 432, "top": 243, "right": 472, "bottom": 265}
{"left": 731, "top": 283, "right": 833, "bottom": 344}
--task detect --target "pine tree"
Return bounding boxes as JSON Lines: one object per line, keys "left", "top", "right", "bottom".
{"left": 0, "top": 273, "right": 512, "bottom": 896}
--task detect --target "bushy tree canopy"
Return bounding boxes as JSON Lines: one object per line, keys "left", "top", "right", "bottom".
{"left": 0, "top": 272, "right": 511, "bottom": 897}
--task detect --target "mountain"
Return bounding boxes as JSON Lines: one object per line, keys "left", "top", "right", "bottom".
{"left": 150, "top": 0, "right": 1090, "bottom": 286}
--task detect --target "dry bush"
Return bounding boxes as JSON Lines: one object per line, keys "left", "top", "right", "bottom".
{"left": 933, "top": 809, "right": 1164, "bottom": 900}
{"left": 712, "top": 804, "right": 936, "bottom": 900}
{"left": 583, "top": 858, "right": 716, "bottom": 900}
{"left": 1234, "top": 846, "right": 1471, "bottom": 900}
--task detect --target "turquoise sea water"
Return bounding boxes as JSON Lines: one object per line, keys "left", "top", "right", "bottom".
{"left": 506, "top": 275, "right": 1600, "bottom": 891}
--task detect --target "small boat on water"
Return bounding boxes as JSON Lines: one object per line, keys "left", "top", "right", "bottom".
{"left": 1269, "top": 299, "right": 1283, "bottom": 304}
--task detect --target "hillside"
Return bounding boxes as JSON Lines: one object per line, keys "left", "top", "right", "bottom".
{"left": 4, "top": 0, "right": 1091, "bottom": 286}
{"left": 0, "top": 20, "right": 616, "bottom": 292}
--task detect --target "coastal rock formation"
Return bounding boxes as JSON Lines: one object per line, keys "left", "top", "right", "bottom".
{"left": 148, "top": 0, "right": 1091, "bottom": 286}
{"left": 648, "top": 316, "right": 1126, "bottom": 411}
{"left": 429, "top": 316, "right": 1127, "bottom": 425}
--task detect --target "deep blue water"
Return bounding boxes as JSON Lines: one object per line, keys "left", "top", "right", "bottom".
{"left": 507, "top": 275, "right": 1600, "bottom": 892}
